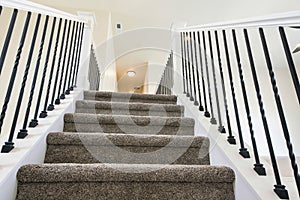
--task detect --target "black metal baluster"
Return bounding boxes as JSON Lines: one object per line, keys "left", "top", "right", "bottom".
{"left": 0, "top": 6, "right": 2, "bottom": 15}
{"left": 40, "top": 18, "right": 62, "bottom": 117}
{"left": 74, "top": 23, "right": 85, "bottom": 87}
{"left": 208, "top": 31, "right": 224, "bottom": 131}
{"left": 215, "top": 30, "right": 236, "bottom": 144}
{"left": 13, "top": 14, "right": 41, "bottom": 139}
{"left": 66, "top": 22, "right": 79, "bottom": 94}
{"left": 70, "top": 23, "right": 83, "bottom": 91}
{"left": 55, "top": 20, "right": 71, "bottom": 104}
{"left": 197, "top": 31, "right": 210, "bottom": 117}
{"left": 222, "top": 30, "right": 250, "bottom": 158}
{"left": 29, "top": 17, "right": 57, "bottom": 126}
{"left": 244, "top": 28, "right": 287, "bottom": 188}
{"left": 48, "top": 19, "right": 67, "bottom": 110}
{"left": 279, "top": 27, "right": 300, "bottom": 104}
{"left": 233, "top": 29, "right": 265, "bottom": 173}
{"left": 190, "top": 32, "right": 198, "bottom": 105}
{"left": 202, "top": 31, "right": 217, "bottom": 124}
{"left": 186, "top": 32, "right": 194, "bottom": 100}
{"left": 17, "top": 15, "right": 49, "bottom": 138}
{"left": 183, "top": 32, "right": 190, "bottom": 97}
{"left": 0, "top": 9, "right": 18, "bottom": 75}
{"left": 61, "top": 21, "right": 75, "bottom": 98}
{"left": 180, "top": 32, "right": 187, "bottom": 94}
{"left": 0, "top": 12, "right": 31, "bottom": 145}
{"left": 61, "top": 21, "right": 75, "bottom": 97}
{"left": 260, "top": 27, "right": 299, "bottom": 198}
{"left": 193, "top": 32, "right": 204, "bottom": 111}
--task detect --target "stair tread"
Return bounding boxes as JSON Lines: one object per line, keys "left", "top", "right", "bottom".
{"left": 47, "top": 132, "right": 208, "bottom": 147}
{"left": 84, "top": 91, "right": 177, "bottom": 104}
{"left": 64, "top": 113, "right": 194, "bottom": 127}
{"left": 18, "top": 163, "right": 235, "bottom": 183}
{"left": 76, "top": 100, "right": 184, "bottom": 112}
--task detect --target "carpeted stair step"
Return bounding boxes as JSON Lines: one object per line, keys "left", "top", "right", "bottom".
{"left": 45, "top": 132, "right": 210, "bottom": 165}
{"left": 84, "top": 91, "right": 177, "bottom": 104}
{"left": 16, "top": 163, "right": 235, "bottom": 200}
{"left": 63, "top": 113, "right": 194, "bottom": 135}
{"left": 75, "top": 100, "right": 184, "bottom": 117}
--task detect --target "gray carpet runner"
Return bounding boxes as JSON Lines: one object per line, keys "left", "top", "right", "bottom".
{"left": 16, "top": 91, "right": 235, "bottom": 200}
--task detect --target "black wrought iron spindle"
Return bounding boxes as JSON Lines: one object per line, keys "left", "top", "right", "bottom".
{"left": 197, "top": 31, "right": 210, "bottom": 117}
{"left": 0, "top": 9, "right": 18, "bottom": 75}
{"left": 189, "top": 32, "right": 198, "bottom": 104}
{"left": 208, "top": 31, "right": 224, "bottom": 131}
{"left": 232, "top": 29, "right": 265, "bottom": 173}
{"left": 202, "top": 31, "right": 216, "bottom": 124}
{"left": 40, "top": 18, "right": 62, "bottom": 117}
{"left": 28, "top": 17, "right": 57, "bottom": 126}
{"left": 186, "top": 32, "right": 194, "bottom": 100}
{"left": 48, "top": 19, "right": 68, "bottom": 110}
{"left": 74, "top": 23, "right": 85, "bottom": 87}
{"left": 193, "top": 31, "right": 204, "bottom": 110}
{"left": 15, "top": 14, "right": 41, "bottom": 138}
{"left": 243, "top": 29, "right": 287, "bottom": 192}
{"left": 0, "top": 12, "right": 31, "bottom": 145}
{"left": 66, "top": 22, "right": 79, "bottom": 94}
{"left": 61, "top": 21, "right": 75, "bottom": 99}
{"left": 214, "top": 30, "right": 236, "bottom": 144}
{"left": 180, "top": 33, "right": 187, "bottom": 94}
{"left": 61, "top": 21, "right": 75, "bottom": 97}
{"left": 222, "top": 30, "right": 250, "bottom": 158}
{"left": 17, "top": 15, "right": 49, "bottom": 137}
{"left": 55, "top": 20, "right": 72, "bottom": 104}
{"left": 259, "top": 27, "right": 300, "bottom": 198}
{"left": 279, "top": 26, "right": 300, "bottom": 104}
{"left": 70, "top": 23, "right": 83, "bottom": 90}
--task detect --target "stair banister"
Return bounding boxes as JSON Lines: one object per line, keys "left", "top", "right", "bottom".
{"left": 177, "top": 10, "right": 300, "bottom": 199}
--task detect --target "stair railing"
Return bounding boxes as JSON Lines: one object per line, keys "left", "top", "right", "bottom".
{"left": 156, "top": 51, "right": 174, "bottom": 95}
{"left": 0, "top": 1, "right": 86, "bottom": 153}
{"left": 178, "top": 11, "right": 300, "bottom": 199}
{"left": 88, "top": 44, "right": 100, "bottom": 90}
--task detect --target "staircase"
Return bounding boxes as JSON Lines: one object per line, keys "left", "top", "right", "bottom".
{"left": 16, "top": 91, "right": 235, "bottom": 200}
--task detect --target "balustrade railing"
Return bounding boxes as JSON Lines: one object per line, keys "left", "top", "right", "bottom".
{"left": 0, "top": 2, "right": 86, "bottom": 153}
{"left": 178, "top": 12, "right": 300, "bottom": 199}
{"left": 156, "top": 52, "right": 174, "bottom": 95}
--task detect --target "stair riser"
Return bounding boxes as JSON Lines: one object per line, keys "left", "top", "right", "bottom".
{"left": 75, "top": 108, "right": 183, "bottom": 117}
{"left": 17, "top": 182, "right": 234, "bottom": 200}
{"left": 45, "top": 145, "right": 210, "bottom": 165}
{"left": 63, "top": 123, "right": 194, "bottom": 135}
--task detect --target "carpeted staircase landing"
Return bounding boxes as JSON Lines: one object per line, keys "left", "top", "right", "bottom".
{"left": 16, "top": 91, "right": 235, "bottom": 200}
